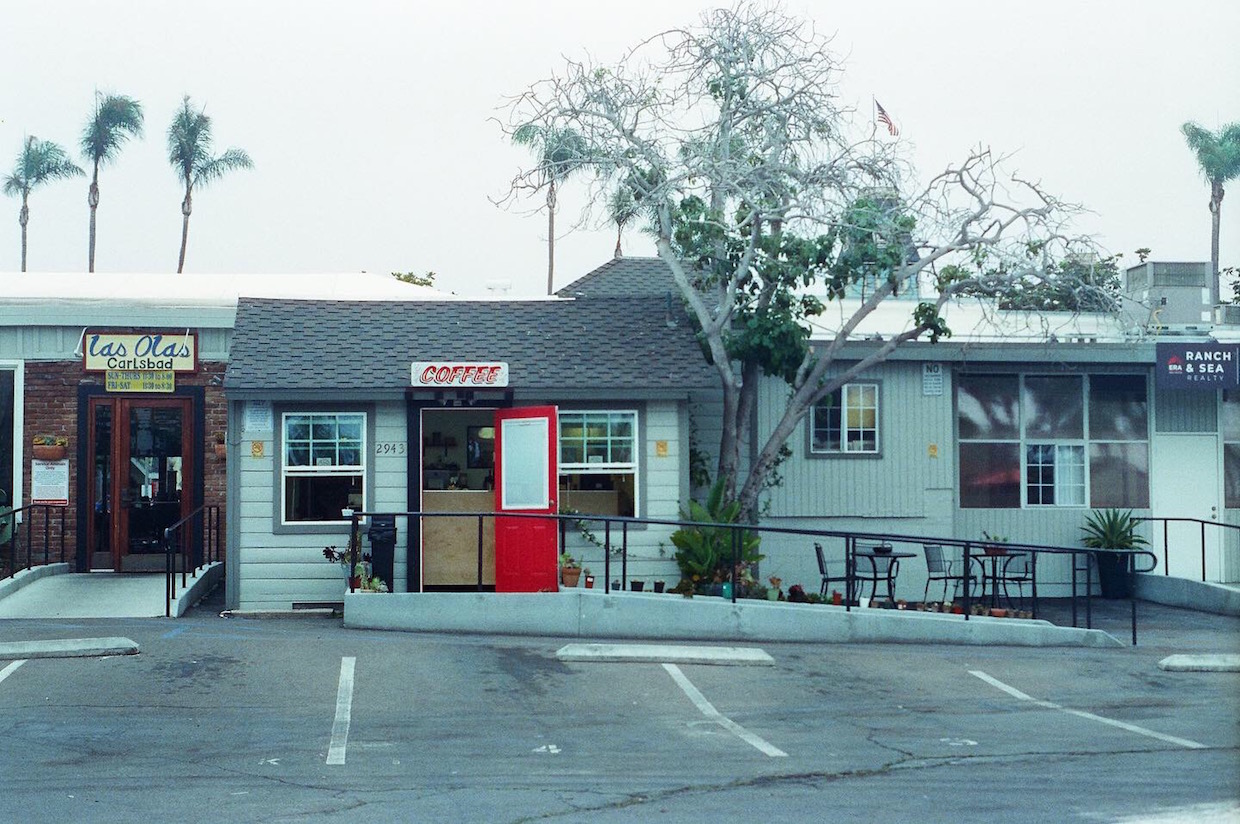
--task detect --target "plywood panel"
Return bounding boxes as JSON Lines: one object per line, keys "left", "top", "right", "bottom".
{"left": 422, "top": 490, "right": 495, "bottom": 585}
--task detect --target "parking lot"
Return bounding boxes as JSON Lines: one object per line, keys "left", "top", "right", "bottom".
{"left": 0, "top": 589, "right": 1237, "bottom": 823}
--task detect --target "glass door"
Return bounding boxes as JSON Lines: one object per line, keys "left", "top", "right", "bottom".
{"left": 88, "top": 397, "right": 194, "bottom": 571}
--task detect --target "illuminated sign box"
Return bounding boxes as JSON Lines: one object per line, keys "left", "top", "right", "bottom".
{"left": 1156, "top": 342, "right": 1240, "bottom": 390}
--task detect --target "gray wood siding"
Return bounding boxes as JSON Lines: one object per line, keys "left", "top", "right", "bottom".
{"left": 1155, "top": 388, "right": 1217, "bottom": 433}
{"left": 0, "top": 326, "right": 230, "bottom": 360}
{"left": 759, "top": 361, "right": 954, "bottom": 518}
{"left": 236, "top": 401, "right": 407, "bottom": 610}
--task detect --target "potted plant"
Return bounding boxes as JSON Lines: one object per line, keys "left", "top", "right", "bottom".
{"left": 981, "top": 530, "right": 1009, "bottom": 556}
{"left": 213, "top": 432, "right": 227, "bottom": 459}
{"left": 767, "top": 575, "right": 782, "bottom": 601}
{"left": 559, "top": 552, "right": 582, "bottom": 587}
{"left": 32, "top": 435, "right": 68, "bottom": 461}
{"left": 324, "top": 545, "right": 372, "bottom": 590}
{"left": 582, "top": 568, "right": 594, "bottom": 588}
{"left": 1080, "top": 508, "right": 1148, "bottom": 599}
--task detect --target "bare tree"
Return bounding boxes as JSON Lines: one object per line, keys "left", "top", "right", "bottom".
{"left": 504, "top": 4, "right": 1090, "bottom": 517}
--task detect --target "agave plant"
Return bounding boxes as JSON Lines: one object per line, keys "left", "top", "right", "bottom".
{"left": 670, "top": 478, "right": 763, "bottom": 582}
{"left": 1080, "top": 509, "right": 1148, "bottom": 550}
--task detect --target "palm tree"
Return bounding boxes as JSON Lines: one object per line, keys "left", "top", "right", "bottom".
{"left": 167, "top": 96, "right": 253, "bottom": 273}
{"left": 607, "top": 186, "right": 639, "bottom": 259}
{"left": 81, "top": 92, "right": 144, "bottom": 272}
{"left": 3, "top": 136, "right": 84, "bottom": 272}
{"left": 512, "top": 124, "right": 590, "bottom": 294}
{"left": 1181, "top": 120, "right": 1240, "bottom": 304}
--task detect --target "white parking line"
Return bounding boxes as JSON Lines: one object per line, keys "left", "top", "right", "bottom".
{"left": 969, "top": 670, "right": 1206, "bottom": 750}
{"left": 0, "top": 660, "right": 25, "bottom": 683}
{"left": 663, "top": 663, "right": 787, "bottom": 757}
{"left": 327, "top": 657, "right": 356, "bottom": 765}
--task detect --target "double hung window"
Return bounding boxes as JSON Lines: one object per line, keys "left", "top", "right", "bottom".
{"left": 810, "top": 383, "right": 880, "bottom": 454}
{"left": 281, "top": 412, "right": 366, "bottom": 523}
{"left": 558, "top": 411, "right": 638, "bottom": 517}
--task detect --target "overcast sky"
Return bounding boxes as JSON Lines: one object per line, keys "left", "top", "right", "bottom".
{"left": 2, "top": 0, "right": 1238, "bottom": 296}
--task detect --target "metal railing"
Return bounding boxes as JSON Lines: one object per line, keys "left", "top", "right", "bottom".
{"left": 163, "top": 504, "right": 222, "bottom": 617}
{"left": 345, "top": 509, "right": 1158, "bottom": 644}
{"left": 0, "top": 504, "right": 68, "bottom": 580}
{"left": 1137, "top": 517, "right": 1240, "bottom": 582}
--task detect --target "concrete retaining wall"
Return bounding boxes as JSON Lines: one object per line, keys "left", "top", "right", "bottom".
{"left": 345, "top": 589, "right": 1122, "bottom": 647}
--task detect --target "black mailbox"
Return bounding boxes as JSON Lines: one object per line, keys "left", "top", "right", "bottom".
{"left": 366, "top": 515, "right": 397, "bottom": 589}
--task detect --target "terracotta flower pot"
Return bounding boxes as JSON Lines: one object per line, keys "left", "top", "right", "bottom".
{"left": 562, "top": 567, "right": 582, "bottom": 588}
{"left": 32, "top": 444, "right": 67, "bottom": 461}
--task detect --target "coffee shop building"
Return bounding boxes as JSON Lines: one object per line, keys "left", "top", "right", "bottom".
{"left": 221, "top": 287, "right": 717, "bottom": 611}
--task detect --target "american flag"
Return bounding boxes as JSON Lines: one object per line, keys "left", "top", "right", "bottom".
{"left": 875, "top": 99, "right": 899, "bottom": 136}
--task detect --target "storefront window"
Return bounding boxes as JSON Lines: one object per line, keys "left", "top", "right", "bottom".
{"left": 281, "top": 412, "right": 366, "bottom": 523}
{"left": 559, "top": 411, "right": 638, "bottom": 517}
{"left": 1222, "top": 391, "right": 1240, "bottom": 508}
{"left": 810, "top": 383, "right": 879, "bottom": 454}
{"left": 958, "top": 373, "right": 1148, "bottom": 508}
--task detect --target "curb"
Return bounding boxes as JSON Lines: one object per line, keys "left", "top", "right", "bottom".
{"left": 1158, "top": 654, "right": 1240, "bottom": 672}
{"left": 0, "top": 637, "right": 140, "bottom": 660}
{"left": 557, "top": 643, "right": 774, "bottom": 666}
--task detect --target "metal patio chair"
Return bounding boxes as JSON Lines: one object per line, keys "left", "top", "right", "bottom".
{"left": 921, "top": 543, "right": 975, "bottom": 604}
{"left": 999, "top": 553, "right": 1033, "bottom": 610}
{"left": 814, "top": 542, "right": 850, "bottom": 598}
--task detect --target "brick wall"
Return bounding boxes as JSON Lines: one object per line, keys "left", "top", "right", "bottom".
{"left": 21, "top": 360, "right": 228, "bottom": 569}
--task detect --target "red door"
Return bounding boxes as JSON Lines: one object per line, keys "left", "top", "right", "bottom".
{"left": 493, "top": 406, "right": 558, "bottom": 592}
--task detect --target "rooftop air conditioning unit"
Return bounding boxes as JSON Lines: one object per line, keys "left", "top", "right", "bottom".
{"left": 1215, "top": 304, "right": 1240, "bottom": 326}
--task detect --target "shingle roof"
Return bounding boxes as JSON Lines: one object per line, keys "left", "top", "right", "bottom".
{"left": 555, "top": 256, "right": 678, "bottom": 299}
{"left": 225, "top": 296, "right": 716, "bottom": 392}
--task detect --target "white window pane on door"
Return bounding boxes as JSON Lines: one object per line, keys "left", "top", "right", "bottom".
{"left": 501, "top": 418, "right": 549, "bottom": 510}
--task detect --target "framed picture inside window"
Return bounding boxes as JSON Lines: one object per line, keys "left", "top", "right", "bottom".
{"left": 466, "top": 426, "right": 495, "bottom": 469}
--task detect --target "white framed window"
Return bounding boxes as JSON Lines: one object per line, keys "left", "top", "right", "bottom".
{"left": 281, "top": 412, "right": 366, "bottom": 524}
{"left": 1025, "top": 444, "right": 1086, "bottom": 506}
{"left": 558, "top": 410, "right": 638, "bottom": 518}
{"left": 810, "top": 383, "right": 879, "bottom": 454}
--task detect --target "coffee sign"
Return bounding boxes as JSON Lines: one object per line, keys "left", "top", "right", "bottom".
{"left": 411, "top": 362, "right": 509, "bottom": 387}
{"left": 1156, "top": 342, "right": 1240, "bottom": 389}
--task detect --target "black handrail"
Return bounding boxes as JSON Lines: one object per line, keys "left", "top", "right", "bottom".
{"left": 1136, "top": 517, "right": 1240, "bottom": 582}
{"left": 162, "top": 504, "right": 221, "bottom": 617}
{"left": 344, "top": 509, "right": 1158, "bottom": 644}
{"left": 0, "top": 504, "right": 67, "bottom": 580}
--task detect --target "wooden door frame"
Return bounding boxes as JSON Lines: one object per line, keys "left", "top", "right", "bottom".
{"left": 76, "top": 385, "right": 206, "bottom": 571}
{"left": 404, "top": 393, "right": 512, "bottom": 593}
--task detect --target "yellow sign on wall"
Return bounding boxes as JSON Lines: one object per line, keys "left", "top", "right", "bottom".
{"left": 105, "top": 371, "right": 176, "bottom": 392}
